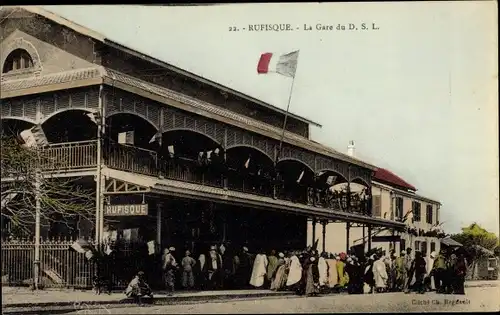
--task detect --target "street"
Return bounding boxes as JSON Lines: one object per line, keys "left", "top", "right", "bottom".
{"left": 67, "top": 284, "right": 500, "bottom": 314}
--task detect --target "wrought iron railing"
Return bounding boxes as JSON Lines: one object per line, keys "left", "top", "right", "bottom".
{"left": 0, "top": 237, "right": 147, "bottom": 289}
{"left": 40, "top": 140, "right": 98, "bottom": 171}
{"left": 9, "top": 140, "right": 371, "bottom": 214}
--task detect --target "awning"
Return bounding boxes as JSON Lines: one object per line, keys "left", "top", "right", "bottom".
{"left": 102, "top": 167, "right": 405, "bottom": 229}
{"left": 441, "top": 237, "right": 463, "bottom": 247}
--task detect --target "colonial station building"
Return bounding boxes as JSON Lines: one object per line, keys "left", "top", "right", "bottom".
{"left": 1, "top": 7, "right": 405, "bottom": 261}
{"left": 311, "top": 143, "right": 443, "bottom": 261}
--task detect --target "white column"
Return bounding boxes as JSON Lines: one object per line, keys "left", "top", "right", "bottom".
{"left": 156, "top": 202, "right": 162, "bottom": 246}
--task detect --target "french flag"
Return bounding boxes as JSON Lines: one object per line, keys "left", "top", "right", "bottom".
{"left": 257, "top": 51, "right": 299, "bottom": 78}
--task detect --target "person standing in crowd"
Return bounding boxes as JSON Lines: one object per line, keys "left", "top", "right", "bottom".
{"left": 266, "top": 250, "right": 279, "bottom": 289}
{"left": 326, "top": 253, "right": 338, "bottom": 290}
{"left": 412, "top": 251, "right": 427, "bottom": 294}
{"left": 373, "top": 253, "right": 388, "bottom": 293}
{"left": 425, "top": 251, "right": 437, "bottom": 291}
{"left": 249, "top": 248, "right": 268, "bottom": 288}
{"left": 336, "top": 253, "right": 349, "bottom": 292}
{"left": 432, "top": 249, "right": 447, "bottom": 293}
{"left": 304, "top": 254, "right": 320, "bottom": 297}
{"left": 444, "top": 248, "right": 458, "bottom": 294}
{"left": 350, "top": 256, "right": 365, "bottom": 294}
{"left": 404, "top": 247, "right": 414, "bottom": 293}
{"left": 271, "top": 252, "right": 288, "bottom": 291}
{"left": 286, "top": 251, "right": 303, "bottom": 294}
{"left": 181, "top": 250, "right": 196, "bottom": 290}
{"left": 235, "top": 246, "right": 252, "bottom": 289}
{"left": 222, "top": 245, "right": 236, "bottom": 289}
{"left": 161, "top": 247, "right": 178, "bottom": 296}
{"left": 207, "top": 245, "right": 223, "bottom": 290}
{"left": 196, "top": 253, "right": 208, "bottom": 290}
{"left": 395, "top": 250, "right": 407, "bottom": 292}
{"left": 388, "top": 250, "right": 398, "bottom": 292}
{"left": 364, "top": 254, "right": 376, "bottom": 294}
{"left": 318, "top": 252, "right": 329, "bottom": 289}
{"left": 453, "top": 249, "right": 467, "bottom": 295}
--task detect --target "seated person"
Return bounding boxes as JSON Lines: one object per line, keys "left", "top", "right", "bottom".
{"left": 125, "top": 271, "right": 153, "bottom": 305}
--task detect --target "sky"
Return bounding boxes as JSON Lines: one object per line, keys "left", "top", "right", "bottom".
{"left": 43, "top": 2, "right": 498, "bottom": 235}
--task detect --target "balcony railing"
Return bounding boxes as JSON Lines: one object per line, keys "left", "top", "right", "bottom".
{"left": 41, "top": 140, "right": 98, "bottom": 171}
{"left": 14, "top": 140, "right": 371, "bottom": 215}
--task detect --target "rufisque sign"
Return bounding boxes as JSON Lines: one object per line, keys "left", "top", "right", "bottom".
{"left": 104, "top": 204, "right": 148, "bottom": 216}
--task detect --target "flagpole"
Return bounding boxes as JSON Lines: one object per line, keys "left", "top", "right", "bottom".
{"left": 278, "top": 75, "right": 296, "bottom": 161}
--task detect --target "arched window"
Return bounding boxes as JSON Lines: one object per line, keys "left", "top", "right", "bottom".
{"left": 2, "top": 49, "right": 34, "bottom": 74}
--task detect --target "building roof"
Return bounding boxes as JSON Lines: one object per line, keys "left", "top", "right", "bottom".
{"left": 441, "top": 237, "right": 463, "bottom": 247}
{"left": 0, "top": 66, "right": 378, "bottom": 171}
{"left": 373, "top": 167, "right": 417, "bottom": 191}
{"left": 8, "top": 6, "right": 321, "bottom": 128}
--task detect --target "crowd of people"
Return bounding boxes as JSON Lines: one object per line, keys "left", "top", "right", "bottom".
{"left": 124, "top": 243, "right": 468, "bottom": 302}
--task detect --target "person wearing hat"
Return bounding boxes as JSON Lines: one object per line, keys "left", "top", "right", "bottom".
{"left": 395, "top": 250, "right": 407, "bottom": 292}
{"left": 403, "top": 247, "right": 414, "bottom": 293}
{"left": 207, "top": 245, "right": 223, "bottom": 290}
{"left": 181, "top": 250, "right": 196, "bottom": 290}
{"left": 432, "top": 249, "right": 447, "bottom": 293}
{"left": 235, "top": 246, "right": 252, "bottom": 289}
{"left": 161, "top": 247, "right": 178, "bottom": 296}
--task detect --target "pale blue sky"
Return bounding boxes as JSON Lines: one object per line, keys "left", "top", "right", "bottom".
{"left": 43, "top": 2, "right": 498, "bottom": 235}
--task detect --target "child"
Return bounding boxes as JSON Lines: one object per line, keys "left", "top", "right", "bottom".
{"left": 125, "top": 271, "right": 153, "bottom": 306}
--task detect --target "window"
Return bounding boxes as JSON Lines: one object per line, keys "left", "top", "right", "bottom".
{"left": 421, "top": 241, "right": 427, "bottom": 255}
{"left": 426, "top": 205, "right": 433, "bottom": 224}
{"left": 395, "top": 197, "right": 404, "bottom": 219}
{"left": 436, "top": 207, "right": 440, "bottom": 225}
{"left": 412, "top": 201, "right": 421, "bottom": 222}
{"left": 2, "top": 49, "right": 34, "bottom": 74}
{"left": 400, "top": 239, "right": 406, "bottom": 253}
{"left": 415, "top": 241, "right": 420, "bottom": 252}
{"left": 372, "top": 195, "right": 381, "bottom": 217}
{"left": 430, "top": 242, "right": 436, "bottom": 253}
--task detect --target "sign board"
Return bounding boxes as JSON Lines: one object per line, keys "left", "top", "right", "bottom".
{"left": 104, "top": 204, "right": 148, "bottom": 216}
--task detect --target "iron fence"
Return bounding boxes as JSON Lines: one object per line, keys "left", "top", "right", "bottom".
{"left": 1, "top": 238, "right": 145, "bottom": 289}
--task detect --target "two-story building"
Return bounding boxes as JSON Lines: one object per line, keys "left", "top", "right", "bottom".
{"left": 1, "top": 5, "right": 405, "bottom": 273}
{"left": 311, "top": 142, "right": 443, "bottom": 260}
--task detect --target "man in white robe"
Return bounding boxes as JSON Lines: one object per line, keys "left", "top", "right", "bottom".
{"left": 286, "top": 253, "right": 302, "bottom": 287}
{"left": 425, "top": 251, "right": 436, "bottom": 291}
{"left": 249, "top": 250, "right": 268, "bottom": 288}
{"left": 318, "top": 253, "right": 329, "bottom": 287}
{"left": 373, "top": 254, "right": 388, "bottom": 293}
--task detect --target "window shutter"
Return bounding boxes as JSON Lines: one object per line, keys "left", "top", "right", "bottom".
{"left": 372, "top": 195, "right": 381, "bottom": 217}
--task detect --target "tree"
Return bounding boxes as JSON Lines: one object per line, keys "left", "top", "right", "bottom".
{"left": 1, "top": 135, "right": 95, "bottom": 239}
{"left": 450, "top": 223, "right": 499, "bottom": 279}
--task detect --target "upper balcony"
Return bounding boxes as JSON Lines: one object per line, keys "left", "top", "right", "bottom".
{"left": 2, "top": 139, "right": 374, "bottom": 217}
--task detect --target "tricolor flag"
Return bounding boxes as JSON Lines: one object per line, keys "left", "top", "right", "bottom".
{"left": 70, "top": 239, "right": 95, "bottom": 260}
{"left": 86, "top": 112, "right": 98, "bottom": 124}
{"left": 244, "top": 157, "right": 250, "bottom": 169}
{"left": 167, "top": 145, "right": 175, "bottom": 158}
{"left": 19, "top": 125, "right": 49, "bottom": 148}
{"left": 326, "top": 175, "right": 336, "bottom": 186}
{"left": 149, "top": 132, "right": 162, "bottom": 144}
{"left": 257, "top": 50, "right": 299, "bottom": 78}
{"left": 296, "top": 170, "right": 305, "bottom": 183}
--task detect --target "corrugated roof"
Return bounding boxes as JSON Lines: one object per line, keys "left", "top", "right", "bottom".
{"left": 374, "top": 167, "right": 417, "bottom": 191}
{"left": 10, "top": 6, "right": 321, "bottom": 128}
{"left": 441, "top": 237, "right": 463, "bottom": 247}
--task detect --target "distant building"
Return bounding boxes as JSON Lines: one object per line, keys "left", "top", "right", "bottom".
{"left": 310, "top": 142, "right": 443, "bottom": 260}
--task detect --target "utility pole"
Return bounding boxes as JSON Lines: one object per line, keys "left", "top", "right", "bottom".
{"left": 95, "top": 84, "right": 105, "bottom": 246}
{"left": 33, "top": 149, "right": 41, "bottom": 290}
